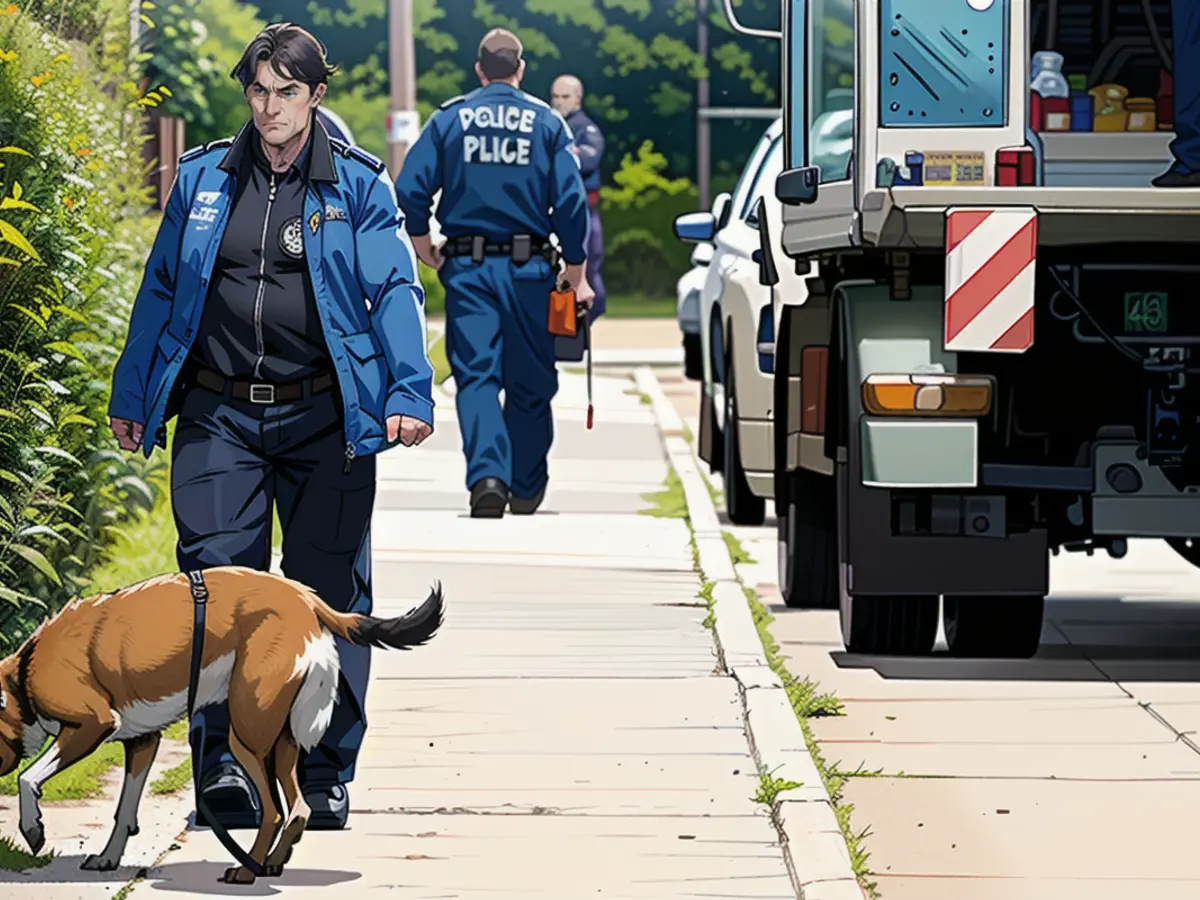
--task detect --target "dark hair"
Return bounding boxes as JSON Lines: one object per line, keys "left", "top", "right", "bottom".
{"left": 477, "top": 28, "right": 523, "bottom": 80}
{"left": 233, "top": 23, "right": 338, "bottom": 93}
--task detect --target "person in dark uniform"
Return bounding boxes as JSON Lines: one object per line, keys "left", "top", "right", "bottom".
{"left": 1155, "top": 0, "right": 1200, "bottom": 185}
{"left": 551, "top": 74, "right": 606, "bottom": 317}
{"left": 108, "top": 23, "right": 435, "bottom": 831}
{"left": 395, "top": 28, "right": 592, "bottom": 518}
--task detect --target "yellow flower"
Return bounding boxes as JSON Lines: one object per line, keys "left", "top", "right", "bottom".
{"left": 30, "top": 72, "right": 51, "bottom": 87}
{"left": 0, "top": 50, "right": 16, "bottom": 62}
{"left": 75, "top": 147, "right": 90, "bottom": 157}
{"left": 52, "top": 53, "right": 68, "bottom": 65}
{"left": 1, "top": 4, "right": 18, "bottom": 15}
{"left": 63, "top": 196, "right": 73, "bottom": 209}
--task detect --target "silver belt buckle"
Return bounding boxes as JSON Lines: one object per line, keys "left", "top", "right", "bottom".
{"left": 248, "top": 383, "right": 275, "bottom": 404}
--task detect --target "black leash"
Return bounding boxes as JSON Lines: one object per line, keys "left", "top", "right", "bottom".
{"left": 186, "top": 570, "right": 265, "bottom": 877}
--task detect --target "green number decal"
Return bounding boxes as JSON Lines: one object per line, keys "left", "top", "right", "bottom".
{"left": 1124, "top": 291, "right": 1168, "bottom": 333}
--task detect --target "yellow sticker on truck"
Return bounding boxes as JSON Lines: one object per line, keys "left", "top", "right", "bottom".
{"left": 923, "top": 151, "right": 986, "bottom": 186}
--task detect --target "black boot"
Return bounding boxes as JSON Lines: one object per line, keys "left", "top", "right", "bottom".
{"left": 1152, "top": 165, "right": 1200, "bottom": 187}
{"left": 470, "top": 477, "right": 509, "bottom": 518}
{"left": 509, "top": 484, "right": 546, "bottom": 515}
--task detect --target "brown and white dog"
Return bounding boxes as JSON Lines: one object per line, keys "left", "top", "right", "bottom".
{"left": 0, "top": 565, "right": 443, "bottom": 883}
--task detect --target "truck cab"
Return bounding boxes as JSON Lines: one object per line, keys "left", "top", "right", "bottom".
{"left": 725, "top": 0, "right": 1200, "bottom": 659}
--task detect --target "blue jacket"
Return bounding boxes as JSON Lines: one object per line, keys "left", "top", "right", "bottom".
{"left": 564, "top": 107, "right": 605, "bottom": 193}
{"left": 109, "top": 120, "right": 434, "bottom": 459}
{"left": 395, "top": 82, "right": 590, "bottom": 265}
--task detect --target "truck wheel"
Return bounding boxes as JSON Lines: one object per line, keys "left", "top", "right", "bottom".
{"left": 836, "top": 462, "right": 937, "bottom": 654}
{"left": 779, "top": 468, "right": 838, "bottom": 608}
{"left": 942, "top": 595, "right": 1045, "bottom": 659}
{"left": 723, "top": 363, "right": 766, "bottom": 526}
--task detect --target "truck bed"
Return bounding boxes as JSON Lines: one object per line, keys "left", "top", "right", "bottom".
{"left": 860, "top": 183, "right": 1200, "bottom": 249}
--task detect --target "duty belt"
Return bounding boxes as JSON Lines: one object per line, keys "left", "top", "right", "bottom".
{"left": 193, "top": 367, "right": 335, "bottom": 405}
{"left": 441, "top": 234, "right": 558, "bottom": 266}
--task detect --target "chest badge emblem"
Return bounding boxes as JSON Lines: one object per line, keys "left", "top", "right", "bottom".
{"left": 308, "top": 209, "right": 321, "bottom": 234}
{"left": 280, "top": 216, "right": 305, "bottom": 258}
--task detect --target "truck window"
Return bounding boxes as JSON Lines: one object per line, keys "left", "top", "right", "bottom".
{"left": 810, "top": 0, "right": 854, "bottom": 182}
{"left": 879, "top": 0, "right": 1009, "bottom": 127}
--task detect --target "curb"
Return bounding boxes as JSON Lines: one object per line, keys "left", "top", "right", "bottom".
{"left": 636, "top": 366, "right": 865, "bottom": 900}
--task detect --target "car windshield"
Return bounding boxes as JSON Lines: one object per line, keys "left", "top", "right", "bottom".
{"left": 730, "top": 125, "right": 779, "bottom": 214}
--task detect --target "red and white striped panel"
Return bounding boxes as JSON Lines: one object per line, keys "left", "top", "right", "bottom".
{"left": 943, "top": 207, "right": 1038, "bottom": 353}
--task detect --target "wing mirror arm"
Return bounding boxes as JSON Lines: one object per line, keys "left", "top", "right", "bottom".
{"left": 750, "top": 196, "right": 779, "bottom": 287}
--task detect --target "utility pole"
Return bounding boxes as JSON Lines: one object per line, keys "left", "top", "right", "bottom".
{"left": 387, "top": 0, "right": 418, "bottom": 179}
{"left": 697, "top": 0, "right": 711, "bottom": 210}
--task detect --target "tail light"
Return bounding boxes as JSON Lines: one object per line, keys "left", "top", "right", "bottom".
{"left": 862, "top": 373, "right": 994, "bottom": 417}
{"left": 996, "top": 147, "right": 1036, "bottom": 186}
{"left": 800, "top": 346, "right": 827, "bottom": 433}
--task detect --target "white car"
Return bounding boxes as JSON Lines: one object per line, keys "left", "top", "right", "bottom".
{"left": 675, "top": 243, "right": 712, "bottom": 380}
{"left": 673, "top": 116, "right": 807, "bottom": 526}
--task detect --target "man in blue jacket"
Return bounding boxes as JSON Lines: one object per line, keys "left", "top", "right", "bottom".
{"left": 551, "top": 74, "right": 606, "bottom": 317}
{"left": 108, "top": 23, "right": 434, "bottom": 831}
{"left": 1156, "top": 0, "right": 1200, "bottom": 186}
{"left": 395, "top": 28, "right": 592, "bottom": 518}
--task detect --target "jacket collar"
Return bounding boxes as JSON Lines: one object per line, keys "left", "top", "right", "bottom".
{"left": 218, "top": 115, "right": 338, "bottom": 183}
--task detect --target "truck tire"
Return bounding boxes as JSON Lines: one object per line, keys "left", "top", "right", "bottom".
{"left": 836, "top": 462, "right": 938, "bottom": 655}
{"left": 779, "top": 468, "right": 838, "bottom": 608}
{"left": 942, "top": 595, "right": 1045, "bottom": 659}
{"left": 723, "top": 362, "right": 766, "bottom": 526}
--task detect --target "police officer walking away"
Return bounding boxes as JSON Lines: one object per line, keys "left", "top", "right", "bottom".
{"left": 108, "top": 23, "right": 435, "bottom": 831}
{"left": 396, "top": 28, "right": 592, "bottom": 518}
{"left": 551, "top": 74, "right": 606, "bottom": 317}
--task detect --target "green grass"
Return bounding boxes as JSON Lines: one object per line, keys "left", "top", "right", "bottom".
{"left": 429, "top": 335, "right": 452, "bottom": 385}
{"left": 639, "top": 469, "right": 688, "bottom": 518}
{"left": 604, "top": 293, "right": 676, "bottom": 319}
{"left": 0, "top": 740, "right": 125, "bottom": 801}
{"left": 150, "top": 758, "right": 193, "bottom": 795}
{"left": 722, "top": 530, "right": 754, "bottom": 565}
{"left": 0, "top": 835, "right": 53, "bottom": 871}
{"left": 754, "top": 769, "right": 803, "bottom": 807}
{"left": 698, "top": 580, "right": 716, "bottom": 630}
{"left": 743, "top": 586, "right": 877, "bottom": 896}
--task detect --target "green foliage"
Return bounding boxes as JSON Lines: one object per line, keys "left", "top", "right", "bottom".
{"left": 135, "top": 0, "right": 267, "bottom": 148}
{"left": 0, "top": 6, "right": 164, "bottom": 647}
{"left": 605, "top": 228, "right": 675, "bottom": 298}
{"left": 419, "top": 261, "right": 444, "bottom": 317}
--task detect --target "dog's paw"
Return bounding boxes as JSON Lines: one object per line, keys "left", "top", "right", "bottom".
{"left": 21, "top": 822, "right": 44, "bottom": 855}
{"left": 81, "top": 854, "right": 118, "bottom": 872}
{"left": 221, "top": 865, "right": 256, "bottom": 884}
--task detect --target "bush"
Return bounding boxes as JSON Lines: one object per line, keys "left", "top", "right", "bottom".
{"left": 0, "top": 4, "right": 164, "bottom": 647}
{"left": 604, "top": 228, "right": 677, "bottom": 298}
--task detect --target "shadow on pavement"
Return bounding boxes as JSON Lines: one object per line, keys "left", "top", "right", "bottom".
{"left": 137, "top": 862, "right": 361, "bottom": 894}
{"left": 822, "top": 594, "right": 1200, "bottom": 682}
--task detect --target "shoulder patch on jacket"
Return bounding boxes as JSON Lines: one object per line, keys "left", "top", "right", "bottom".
{"left": 179, "top": 137, "right": 231, "bottom": 164}
{"left": 347, "top": 145, "right": 386, "bottom": 174}
{"left": 439, "top": 94, "right": 466, "bottom": 110}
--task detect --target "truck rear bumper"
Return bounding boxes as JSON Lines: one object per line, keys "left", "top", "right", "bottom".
{"left": 980, "top": 442, "right": 1200, "bottom": 538}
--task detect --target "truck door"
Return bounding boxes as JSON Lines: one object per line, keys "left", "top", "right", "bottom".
{"left": 777, "top": 0, "right": 858, "bottom": 256}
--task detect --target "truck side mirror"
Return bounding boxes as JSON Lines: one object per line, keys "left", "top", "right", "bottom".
{"left": 750, "top": 196, "right": 779, "bottom": 287}
{"left": 776, "top": 166, "right": 819, "bottom": 206}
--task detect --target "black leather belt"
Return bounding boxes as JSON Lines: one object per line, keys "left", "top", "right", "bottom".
{"left": 193, "top": 367, "right": 335, "bottom": 404}
{"left": 441, "top": 234, "right": 556, "bottom": 265}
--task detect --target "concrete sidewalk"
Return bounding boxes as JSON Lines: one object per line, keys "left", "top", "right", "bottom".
{"left": 127, "top": 371, "right": 796, "bottom": 897}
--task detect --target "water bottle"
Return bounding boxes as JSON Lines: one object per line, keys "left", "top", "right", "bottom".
{"left": 1031, "top": 51, "right": 1070, "bottom": 131}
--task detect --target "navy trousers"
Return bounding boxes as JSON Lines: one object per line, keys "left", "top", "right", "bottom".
{"left": 442, "top": 255, "right": 559, "bottom": 499}
{"left": 1171, "top": 0, "right": 1200, "bottom": 172}
{"left": 171, "top": 383, "right": 375, "bottom": 789}
{"left": 586, "top": 204, "right": 606, "bottom": 318}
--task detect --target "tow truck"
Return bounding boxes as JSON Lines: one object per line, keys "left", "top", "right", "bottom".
{"left": 719, "top": 0, "right": 1200, "bottom": 658}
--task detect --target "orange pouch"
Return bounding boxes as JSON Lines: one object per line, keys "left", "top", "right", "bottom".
{"left": 548, "top": 285, "right": 577, "bottom": 337}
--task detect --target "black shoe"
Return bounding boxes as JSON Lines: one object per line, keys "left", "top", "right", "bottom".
{"left": 509, "top": 484, "right": 546, "bottom": 515}
{"left": 1152, "top": 165, "right": 1200, "bottom": 187}
{"left": 303, "top": 782, "right": 349, "bottom": 830}
{"left": 195, "top": 762, "right": 261, "bottom": 830}
{"left": 469, "top": 477, "right": 509, "bottom": 518}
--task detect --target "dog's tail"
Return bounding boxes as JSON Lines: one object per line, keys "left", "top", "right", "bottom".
{"left": 312, "top": 582, "right": 444, "bottom": 650}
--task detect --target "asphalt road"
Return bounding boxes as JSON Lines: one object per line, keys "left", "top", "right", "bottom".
{"left": 658, "top": 362, "right": 1200, "bottom": 900}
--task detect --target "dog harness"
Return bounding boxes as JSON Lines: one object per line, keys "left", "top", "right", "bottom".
{"left": 186, "top": 569, "right": 265, "bottom": 876}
